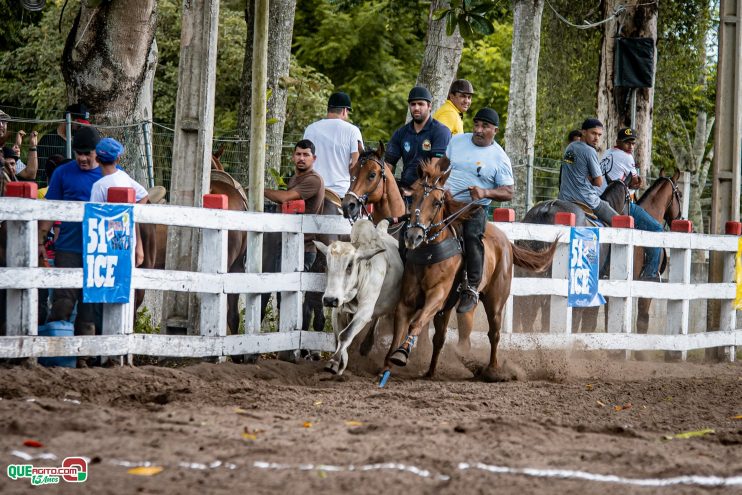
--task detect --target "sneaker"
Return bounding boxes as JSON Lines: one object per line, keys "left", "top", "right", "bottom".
{"left": 640, "top": 274, "right": 661, "bottom": 283}
{"left": 457, "top": 289, "right": 479, "bottom": 314}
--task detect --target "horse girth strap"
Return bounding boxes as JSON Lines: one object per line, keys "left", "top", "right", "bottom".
{"left": 406, "top": 237, "right": 462, "bottom": 265}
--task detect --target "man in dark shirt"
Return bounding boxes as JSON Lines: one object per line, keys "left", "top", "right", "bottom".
{"left": 385, "top": 86, "right": 452, "bottom": 190}
{"left": 264, "top": 139, "right": 325, "bottom": 272}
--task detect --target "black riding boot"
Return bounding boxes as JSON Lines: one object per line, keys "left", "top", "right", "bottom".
{"left": 457, "top": 207, "right": 486, "bottom": 314}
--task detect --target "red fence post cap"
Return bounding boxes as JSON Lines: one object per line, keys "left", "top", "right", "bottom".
{"left": 725, "top": 221, "right": 742, "bottom": 236}
{"left": 107, "top": 187, "right": 136, "bottom": 204}
{"left": 612, "top": 215, "right": 634, "bottom": 229}
{"left": 554, "top": 212, "right": 576, "bottom": 227}
{"left": 671, "top": 219, "right": 693, "bottom": 233}
{"left": 5, "top": 181, "right": 37, "bottom": 199}
{"left": 493, "top": 208, "right": 515, "bottom": 222}
{"left": 203, "top": 194, "right": 228, "bottom": 210}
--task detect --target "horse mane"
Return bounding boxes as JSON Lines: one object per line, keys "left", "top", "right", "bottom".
{"left": 418, "top": 159, "right": 448, "bottom": 184}
{"left": 636, "top": 174, "right": 670, "bottom": 206}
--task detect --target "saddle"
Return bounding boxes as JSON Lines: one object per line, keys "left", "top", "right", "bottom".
{"left": 210, "top": 169, "right": 248, "bottom": 210}
{"left": 570, "top": 201, "right": 598, "bottom": 221}
{"left": 147, "top": 186, "right": 167, "bottom": 204}
{"left": 324, "top": 188, "right": 342, "bottom": 208}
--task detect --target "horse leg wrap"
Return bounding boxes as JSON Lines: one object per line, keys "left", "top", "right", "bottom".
{"left": 390, "top": 335, "right": 417, "bottom": 367}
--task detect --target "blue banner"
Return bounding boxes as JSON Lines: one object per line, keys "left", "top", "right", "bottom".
{"left": 82, "top": 203, "right": 134, "bottom": 303}
{"left": 567, "top": 227, "right": 606, "bottom": 308}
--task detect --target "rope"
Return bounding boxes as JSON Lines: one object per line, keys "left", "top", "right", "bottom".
{"left": 545, "top": 0, "right": 626, "bottom": 30}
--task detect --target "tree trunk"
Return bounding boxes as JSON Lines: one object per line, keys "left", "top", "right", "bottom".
{"left": 415, "top": 0, "right": 464, "bottom": 112}
{"left": 596, "top": 0, "right": 658, "bottom": 181}
{"left": 238, "top": 1, "right": 255, "bottom": 136}
{"left": 505, "top": 0, "right": 544, "bottom": 217}
{"left": 265, "top": 0, "right": 296, "bottom": 179}
{"left": 61, "top": 1, "right": 157, "bottom": 125}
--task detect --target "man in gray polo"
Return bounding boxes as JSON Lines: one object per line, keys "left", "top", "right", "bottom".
{"left": 558, "top": 118, "right": 618, "bottom": 226}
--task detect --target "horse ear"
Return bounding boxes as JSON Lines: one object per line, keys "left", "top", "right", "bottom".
{"left": 671, "top": 168, "right": 680, "bottom": 182}
{"left": 313, "top": 240, "right": 328, "bottom": 256}
{"left": 658, "top": 167, "right": 665, "bottom": 178}
{"left": 377, "top": 141, "right": 385, "bottom": 158}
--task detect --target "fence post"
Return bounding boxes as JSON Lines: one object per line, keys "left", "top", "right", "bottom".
{"left": 720, "top": 221, "right": 740, "bottom": 362}
{"left": 608, "top": 215, "right": 634, "bottom": 360}
{"left": 64, "top": 112, "right": 72, "bottom": 159}
{"left": 666, "top": 220, "right": 693, "bottom": 361}
{"left": 141, "top": 121, "right": 155, "bottom": 189}
{"left": 199, "top": 194, "right": 228, "bottom": 361}
{"left": 5, "top": 182, "right": 39, "bottom": 338}
{"left": 280, "top": 215, "right": 305, "bottom": 337}
{"left": 550, "top": 213, "right": 574, "bottom": 334}
{"left": 493, "top": 209, "right": 515, "bottom": 334}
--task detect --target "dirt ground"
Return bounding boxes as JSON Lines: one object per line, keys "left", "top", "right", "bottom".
{"left": 0, "top": 343, "right": 740, "bottom": 495}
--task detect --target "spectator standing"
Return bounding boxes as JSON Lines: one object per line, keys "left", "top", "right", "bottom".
{"left": 433, "top": 79, "right": 475, "bottom": 136}
{"left": 37, "top": 126, "right": 104, "bottom": 353}
{"left": 89, "top": 137, "right": 149, "bottom": 267}
{"left": 303, "top": 92, "right": 363, "bottom": 200}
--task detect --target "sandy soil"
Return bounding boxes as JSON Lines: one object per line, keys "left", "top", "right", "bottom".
{"left": 0, "top": 344, "right": 740, "bottom": 495}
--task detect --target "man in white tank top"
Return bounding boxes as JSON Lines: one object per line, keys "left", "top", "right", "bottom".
{"left": 303, "top": 92, "right": 363, "bottom": 199}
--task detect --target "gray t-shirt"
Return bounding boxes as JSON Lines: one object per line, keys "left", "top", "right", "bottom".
{"left": 558, "top": 141, "right": 602, "bottom": 209}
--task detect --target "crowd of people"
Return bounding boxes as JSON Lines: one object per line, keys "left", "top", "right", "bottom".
{"left": 0, "top": 77, "right": 663, "bottom": 349}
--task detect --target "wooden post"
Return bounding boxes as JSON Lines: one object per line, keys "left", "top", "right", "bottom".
{"left": 103, "top": 187, "right": 137, "bottom": 366}
{"left": 720, "top": 221, "right": 740, "bottom": 362}
{"left": 493, "top": 210, "right": 516, "bottom": 334}
{"left": 608, "top": 215, "right": 634, "bottom": 360}
{"left": 163, "top": 0, "right": 220, "bottom": 335}
{"left": 550, "top": 213, "right": 574, "bottom": 334}
{"left": 200, "top": 194, "right": 228, "bottom": 361}
{"left": 245, "top": 0, "right": 269, "bottom": 334}
{"left": 4, "top": 182, "right": 38, "bottom": 338}
{"left": 666, "top": 220, "right": 693, "bottom": 361}
{"left": 708, "top": 0, "right": 742, "bottom": 361}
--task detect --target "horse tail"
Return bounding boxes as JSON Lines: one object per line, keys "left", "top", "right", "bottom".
{"left": 510, "top": 237, "right": 560, "bottom": 273}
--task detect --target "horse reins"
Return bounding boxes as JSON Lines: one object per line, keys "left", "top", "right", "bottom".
{"left": 408, "top": 179, "right": 481, "bottom": 243}
{"left": 658, "top": 176, "right": 682, "bottom": 227}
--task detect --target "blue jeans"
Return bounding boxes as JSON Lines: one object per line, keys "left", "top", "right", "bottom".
{"left": 630, "top": 203, "right": 662, "bottom": 278}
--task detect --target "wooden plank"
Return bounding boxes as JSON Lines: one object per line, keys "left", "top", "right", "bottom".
{"left": 199, "top": 227, "right": 228, "bottom": 339}
{"left": 4, "top": 220, "right": 38, "bottom": 336}
{"left": 666, "top": 246, "right": 692, "bottom": 360}
{"left": 549, "top": 242, "right": 571, "bottom": 333}
{"left": 129, "top": 334, "right": 223, "bottom": 357}
{"left": 607, "top": 242, "right": 633, "bottom": 343}
{"left": 0, "top": 335, "right": 130, "bottom": 358}
{"left": 511, "top": 278, "right": 566, "bottom": 296}
{"left": 244, "top": 231, "right": 263, "bottom": 334}
{"left": 222, "top": 272, "right": 302, "bottom": 294}
{"left": 0, "top": 267, "right": 80, "bottom": 289}
{"left": 279, "top": 232, "right": 303, "bottom": 333}
{"left": 134, "top": 269, "right": 223, "bottom": 293}
{"left": 719, "top": 251, "right": 737, "bottom": 362}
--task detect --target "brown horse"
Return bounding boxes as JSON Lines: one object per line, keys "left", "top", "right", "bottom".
{"left": 384, "top": 160, "right": 559, "bottom": 382}
{"left": 342, "top": 143, "right": 406, "bottom": 224}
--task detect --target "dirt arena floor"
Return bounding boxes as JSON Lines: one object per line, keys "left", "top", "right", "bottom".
{"left": 0, "top": 343, "right": 740, "bottom": 494}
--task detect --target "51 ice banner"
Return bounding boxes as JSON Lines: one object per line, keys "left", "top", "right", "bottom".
{"left": 82, "top": 203, "right": 133, "bottom": 303}
{"left": 567, "top": 227, "right": 606, "bottom": 308}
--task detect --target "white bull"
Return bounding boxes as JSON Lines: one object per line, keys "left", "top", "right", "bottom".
{"left": 314, "top": 219, "right": 403, "bottom": 375}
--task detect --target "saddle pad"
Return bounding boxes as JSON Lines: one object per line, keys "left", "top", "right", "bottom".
{"left": 570, "top": 201, "right": 598, "bottom": 221}
{"left": 406, "top": 237, "right": 462, "bottom": 265}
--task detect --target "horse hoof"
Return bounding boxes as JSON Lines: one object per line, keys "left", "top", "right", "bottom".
{"left": 324, "top": 361, "right": 339, "bottom": 374}
{"left": 478, "top": 366, "right": 513, "bottom": 383}
{"left": 389, "top": 351, "right": 408, "bottom": 367}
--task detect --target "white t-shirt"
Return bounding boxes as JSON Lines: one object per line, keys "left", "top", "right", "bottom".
{"left": 303, "top": 118, "right": 363, "bottom": 197}
{"left": 14, "top": 159, "right": 26, "bottom": 175}
{"left": 597, "top": 147, "right": 638, "bottom": 195}
{"left": 90, "top": 169, "right": 148, "bottom": 203}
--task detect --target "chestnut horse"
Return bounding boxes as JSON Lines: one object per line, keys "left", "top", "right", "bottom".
{"left": 384, "top": 161, "right": 559, "bottom": 382}
{"left": 342, "top": 143, "right": 406, "bottom": 225}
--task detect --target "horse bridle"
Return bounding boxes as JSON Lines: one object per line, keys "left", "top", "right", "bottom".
{"left": 658, "top": 176, "right": 682, "bottom": 226}
{"left": 408, "top": 178, "right": 480, "bottom": 243}
{"left": 346, "top": 154, "right": 387, "bottom": 222}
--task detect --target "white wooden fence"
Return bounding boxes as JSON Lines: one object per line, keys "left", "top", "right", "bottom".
{"left": 0, "top": 196, "right": 739, "bottom": 362}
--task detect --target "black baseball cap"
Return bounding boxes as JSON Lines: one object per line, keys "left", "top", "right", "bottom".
{"left": 72, "top": 126, "right": 101, "bottom": 153}
{"left": 328, "top": 92, "right": 352, "bottom": 111}
{"left": 2, "top": 146, "right": 19, "bottom": 160}
{"left": 408, "top": 86, "right": 433, "bottom": 103}
{"left": 617, "top": 127, "right": 637, "bottom": 142}
{"left": 473, "top": 107, "right": 499, "bottom": 127}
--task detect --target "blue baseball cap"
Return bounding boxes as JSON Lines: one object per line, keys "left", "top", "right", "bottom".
{"left": 96, "top": 137, "right": 124, "bottom": 163}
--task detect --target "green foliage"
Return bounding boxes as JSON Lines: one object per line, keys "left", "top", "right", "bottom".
{"left": 134, "top": 307, "right": 160, "bottom": 334}
{"left": 293, "top": 0, "right": 428, "bottom": 141}
{"left": 433, "top": 0, "right": 498, "bottom": 38}
{"left": 283, "top": 57, "right": 334, "bottom": 138}
{"left": 458, "top": 19, "right": 512, "bottom": 136}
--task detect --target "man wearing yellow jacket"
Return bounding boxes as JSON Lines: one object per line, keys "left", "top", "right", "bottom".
{"left": 433, "top": 79, "right": 474, "bottom": 135}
